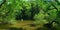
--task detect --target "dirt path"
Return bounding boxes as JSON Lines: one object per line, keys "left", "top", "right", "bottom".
{"left": 10, "top": 20, "right": 39, "bottom": 30}
{"left": 0, "top": 20, "right": 41, "bottom": 30}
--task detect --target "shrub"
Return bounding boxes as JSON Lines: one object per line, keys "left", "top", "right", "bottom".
{"left": 34, "top": 10, "right": 48, "bottom": 25}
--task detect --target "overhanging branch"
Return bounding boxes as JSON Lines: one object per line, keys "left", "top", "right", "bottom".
{"left": 0, "top": 0, "right": 6, "bottom": 8}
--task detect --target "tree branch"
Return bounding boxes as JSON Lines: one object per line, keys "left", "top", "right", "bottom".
{"left": 0, "top": 0, "right": 6, "bottom": 8}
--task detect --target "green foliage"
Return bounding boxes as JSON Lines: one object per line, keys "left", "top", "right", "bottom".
{"left": 34, "top": 10, "right": 48, "bottom": 24}
{"left": 0, "top": 0, "right": 60, "bottom": 29}
{"left": 33, "top": 0, "right": 60, "bottom": 27}
{"left": 47, "top": 9, "right": 57, "bottom": 20}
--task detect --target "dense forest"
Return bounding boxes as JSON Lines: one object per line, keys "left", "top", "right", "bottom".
{"left": 0, "top": 0, "right": 60, "bottom": 30}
